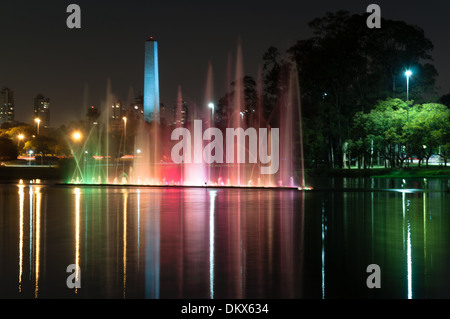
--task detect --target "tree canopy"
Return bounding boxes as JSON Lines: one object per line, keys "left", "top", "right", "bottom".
{"left": 260, "top": 10, "right": 439, "bottom": 168}
{"left": 347, "top": 99, "right": 450, "bottom": 168}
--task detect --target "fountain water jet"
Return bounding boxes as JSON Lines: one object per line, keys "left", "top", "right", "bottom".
{"left": 65, "top": 38, "right": 312, "bottom": 191}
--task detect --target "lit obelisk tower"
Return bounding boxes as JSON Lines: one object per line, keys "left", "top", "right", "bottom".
{"left": 144, "top": 37, "right": 160, "bottom": 122}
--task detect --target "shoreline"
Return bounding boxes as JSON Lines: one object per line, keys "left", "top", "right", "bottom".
{"left": 305, "top": 167, "right": 450, "bottom": 178}
{"left": 2, "top": 165, "right": 450, "bottom": 183}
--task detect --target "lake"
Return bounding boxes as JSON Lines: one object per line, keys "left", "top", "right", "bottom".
{"left": 0, "top": 177, "right": 449, "bottom": 299}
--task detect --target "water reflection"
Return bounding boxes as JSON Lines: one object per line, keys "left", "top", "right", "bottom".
{"left": 123, "top": 190, "right": 128, "bottom": 298}
{"left": 209, "top": 190, "right": 217, "bottom": 299}
{"left": 18, "top": 184, "right": 24, "bottom": 292}
{"left": 74, "top": 188, "right": 81, "bottom": 294}
{"left": 14, "top": 184, "right": 43, "bottom": 297}
{"left": 1, "top": 178, "right": 449, "bottom": 298}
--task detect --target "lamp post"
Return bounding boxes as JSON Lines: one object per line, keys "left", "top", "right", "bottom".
{"left": 35, "top": 118, "right": 41, "bottom": 135}
{"left": 405, "top": 70, "right": 412, "bottom": 121}
{"left": 17, "top": 134, "right": 24, "bottom": 154}
{"left": 28, "top": 150, "right": 33, "bottom": 166}
{"left": 208, "top": 103, "right": 214, "bottom": 127}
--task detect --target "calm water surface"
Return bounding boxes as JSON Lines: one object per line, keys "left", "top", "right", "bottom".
{"left": 0, "top": 178, "right": 449, "bottom": 299}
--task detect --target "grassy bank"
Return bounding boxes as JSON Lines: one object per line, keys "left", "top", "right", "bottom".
{"left": 306, "top": 167, "right": 450, "bottom": 178}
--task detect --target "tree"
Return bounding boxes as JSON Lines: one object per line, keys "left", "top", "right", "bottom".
{"left": 284, "top": 11, "right": 438, "bottom": 168}
{"left": 439, "top": 93, "right": 450, "bottom": 107}
{"left": 403, "top": 103, "right": 450, "bottom": 167}
{"left": 350, "top": 98, "right": 408, "bottom": 168}
{"left": 0, "top": 137, "right": 18, "bottom": 160}
{"left": 216, "top": 75, "right": 259, "bottom": 128}
{"left": 349, "top": 98, "right": 450, "bottom": 168}
{"left": 23, "top": 136, "right": 61, "bottom": 156}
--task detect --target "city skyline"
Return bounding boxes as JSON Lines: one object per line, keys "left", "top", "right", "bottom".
{"left": 1, "top": 1, "right": 449, "bottom": 127}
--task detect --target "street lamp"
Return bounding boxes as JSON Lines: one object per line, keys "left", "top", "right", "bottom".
{"left": 208, "top": 103, "right": 214, "bottom": 126}
{"left": 72, "top": 131, "right": 82, "bottom": 142}
{"left": 35, "top": 118, "right": 41, "bottom": 135}
{"left": 405, "top": 70, "right": 412, "bottom": 121}
{"left": 18, "top": 134, "right": 24, "bottom": 146}
{"left": 28, "top": 150, "right": 34, "bottom": 166}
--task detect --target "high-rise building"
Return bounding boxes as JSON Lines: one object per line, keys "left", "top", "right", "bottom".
{"left": 173, "top": 100, "right": 189, "bottom": 126}
{"left": 110, "top": 100, "right": 126, "bottom": 132}
{"left": 144, "top": 37, "right": 160, "bottom": 123}
{"left": 86, "top": 105, "right": 100, "bottom": 128}
{"left": 0, "top": 87, "right": 15, "bottom": 125}
{"left": 130, "top": 94, "right": 144, "bottom": 120}
{"left": 111, "top": 100, "right": 125, "bottom": 120}
{"left": 34, "top": 94, "right": 51, "bottom": 129}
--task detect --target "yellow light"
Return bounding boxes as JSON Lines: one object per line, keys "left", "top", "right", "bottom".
{"left": 73, "top": 132, "right": 82, "bottom": 141}
{"left": 18, "top": 134, "right": 24, "bottom": 140}
{"left": 35, "top": 118, "right": 41, "bottom": 124}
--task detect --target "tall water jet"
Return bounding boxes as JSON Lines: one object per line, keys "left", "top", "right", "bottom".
{"left": 255, "top": 66, "right": 264, "bottom": 186}
{"left": 279, "top": 61, "right": 305, "bottom": 188}
{"left": 279, "top": 67, "right": 294, "bottom": 187}
{"left": 67, "top": 37, "right": 310, "bottom": 190}
{"left": 105, "top": 78, "right": 113, "bottom": 184}
{"left": 293, "top": 63, "right": 306, "bottom": 189}
{"left": 232, "top": 39, "right": 245, "bottom": 186}
{"left": 204, "top": 61, "right": 214, "bottom": 184}
{"left": 175, "top": 85, "right": 190, "bottom": 184}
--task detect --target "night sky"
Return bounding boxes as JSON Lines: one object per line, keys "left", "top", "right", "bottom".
{"left": 1, "top": 0, "right": 449, "bottom": 127}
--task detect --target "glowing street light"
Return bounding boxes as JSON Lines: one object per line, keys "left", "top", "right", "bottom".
{"left": 17, "top": 134, "right": 25, "bottom": 156}
{"left": 28, "top": 150, "right": 34, "bottom": 166}
{"left": 35, "top": 118, "right": 41, "bottom": 135}
{"left": 17, "top": 134, "right": 24, "bottom": 146}
{"left": 405, "top": 70, "right": 412, "bottom": 121}
{"left": 122, "top": 116, "right": 127, "bottom": 130}
{"left": 72, "top": 132, "right": 82, "bottom": 142}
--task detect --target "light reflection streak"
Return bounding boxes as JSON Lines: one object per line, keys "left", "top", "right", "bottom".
{"left": 74, "top": 188, "right": 81, "bottom": 294}
{"left": 137, "top": 189, "right": 140, "bottom": 269}
{"left": 29, "top": 185, "right": 33, "bottom": 281}
{"left": 145, "top": 192, "right": 160, "bottom": 299}
{"left": 123, "top": 190, "right": 128, "bottom": 298}
{"left": 18, "top": 184, "right": 25, "bottom": 292}
{"left": 407, "top": 220, "right": 412, "bottom": 300}
{"left": 402, "top": 191, "right": 413, "bottom": 300}
{"left": 209, "top": 190, "right": 217, "bottom": 299}
{"left": 238, "top": 191, "right": 243, "bottom": 298}
{"left": 423, "top": 191, "right": 427, "bottom": 261}
{"left": 34, "top": 186, "right": 41, "bottom": 298}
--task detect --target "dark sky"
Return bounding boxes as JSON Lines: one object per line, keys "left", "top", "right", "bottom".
{"left": 1, "top": 0, "right": 449, "bottom": 127}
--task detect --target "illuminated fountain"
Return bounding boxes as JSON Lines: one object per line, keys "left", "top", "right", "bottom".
{"left": 67, "top": 38, "right": 311, "bottom": 190}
